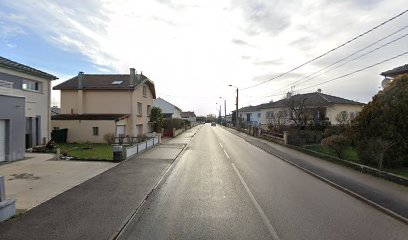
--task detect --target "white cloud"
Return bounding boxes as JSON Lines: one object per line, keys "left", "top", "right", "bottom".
{"left": 1, "top": 0, "right": 407, "bottom": 115}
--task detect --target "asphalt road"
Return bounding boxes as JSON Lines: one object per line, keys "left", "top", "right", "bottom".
{"left": 119, "top": 124, "right": 408, "bottom": 240}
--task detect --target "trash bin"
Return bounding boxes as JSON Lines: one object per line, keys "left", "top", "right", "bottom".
{"left": 112, "top": 145, "right": 123, "bottom": 162}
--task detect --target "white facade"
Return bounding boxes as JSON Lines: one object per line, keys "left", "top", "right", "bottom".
{"left": 239, "top": 109, "right": 262, "bottom": 126}
{"left": 0, "top": 65, "right": 55, "bottom": 147}
{"left": 153, "top": 97, "right": 182, "bottom": 118}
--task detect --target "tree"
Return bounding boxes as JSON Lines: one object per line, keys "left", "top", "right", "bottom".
{"left": 285, "top": 97, "right": 309, "bottom": 130}
{"left": 150, "top": 107, "right": 163, "bottom": 132}
{"left": 351, "top": 74, "right": 408, "bottom": 168}
{"left": 335, "top": 111, "right": 350, "bottom": 126}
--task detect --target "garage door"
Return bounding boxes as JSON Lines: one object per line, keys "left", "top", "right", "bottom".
{"left": 0, "top": 120, "right": 5, "bottom": 162}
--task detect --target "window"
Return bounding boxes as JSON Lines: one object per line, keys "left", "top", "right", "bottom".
{"left": 143, "top": 85, "right": 147, "bottom": 96}
{"left": 22, "top": 79, "right": 41, "bottom": 92}
{"left": 92, "top": 127, "right": 99, "bottom": 136}
{"left": 257, "top": 113, "right": 261, "bottom": 118}
{"left": 137, "top": 102, "right": 142, "bottom": 116}
{"left": 112, "top": 80, "right": 123, "bottom": 85}
{"left": 266, "top": 111, "right": 274, "bottom": 119}
{"left": 350, "top": 112, "right": 355, "bottom": 120}
{"left": 147, "top": 105, "right": 151, "bottom": 116}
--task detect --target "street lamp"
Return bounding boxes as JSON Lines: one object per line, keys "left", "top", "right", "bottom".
{"left": 229, "top": 85, "right": 239, "bottom": 128}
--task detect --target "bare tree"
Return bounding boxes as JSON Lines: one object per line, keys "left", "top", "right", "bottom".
{"left": 335, "top": 111, "right": 350, "bottom": 126}
{"left": 286, "top": 97, "right": 309, "bottom": 130}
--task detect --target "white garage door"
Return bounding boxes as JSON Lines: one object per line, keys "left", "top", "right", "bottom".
{"left": 0, "top": 120, "right": 5, "bottom": 162}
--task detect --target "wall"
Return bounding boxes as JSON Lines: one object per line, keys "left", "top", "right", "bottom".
{"left": 260, "top": 107, "right": 291, "bottom": 129}
{"left": 132, "top": 82, "right": 154, "bottom": 135}
{"left": 326, "top": 104, "right": 364, "bottom": 125}
{"left": 52, "top": 120, "right": 116, "bottom": 143}
{"left": 0, "top": 66, "right": 52, "bottom": 144}
{"left": 0, "top": 95, "right": 25, "bottom": 161}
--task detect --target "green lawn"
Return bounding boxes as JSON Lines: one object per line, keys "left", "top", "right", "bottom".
{"left": 304, "top": 144, "right": 360, "bottom": 162}
{"left": 56, "top": 143, "right": 115, "bottom": 161}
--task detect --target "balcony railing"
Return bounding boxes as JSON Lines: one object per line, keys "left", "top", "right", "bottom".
{"left": 0, "top": 80, "right": 13, "bottom": 94}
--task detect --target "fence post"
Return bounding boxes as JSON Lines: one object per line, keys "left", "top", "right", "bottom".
{"left": 283, "top": 131, "right": 288, "bottom": 145}
{"left": 137, "top": 144, "right": 139, "bottom": 154}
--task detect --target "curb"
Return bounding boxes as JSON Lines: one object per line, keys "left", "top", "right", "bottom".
{"left": 109, "top": 125, "right": 202, "bottom": 240}
{"left": 222, "top": 127, "right": 408, "bottom": 225}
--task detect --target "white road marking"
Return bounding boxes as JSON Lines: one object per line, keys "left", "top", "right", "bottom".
{"left": 231, "top": 162, "right": 280, "bottom": 240}
{"left": 223, "top": 150, "right": 230, "bottom": 159}
{"left": 219, "top": 142, "right": 223, "bottom": 148}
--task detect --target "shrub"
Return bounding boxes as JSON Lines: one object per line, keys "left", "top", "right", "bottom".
{"left": 104, "top": 133, "right": 115, "bottom": 145}
{"left": 350, "top": 74, "right": 408, "bottom": 167}
{"left": 357, "top": 138, "right": 393, "bottom": 169}
{"left": 321, "top": 135, "right": 350, "bottom": 159}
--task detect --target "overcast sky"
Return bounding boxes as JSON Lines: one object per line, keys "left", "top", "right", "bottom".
{"left": 1, "top": 0, "right": 407, "bottom": 116}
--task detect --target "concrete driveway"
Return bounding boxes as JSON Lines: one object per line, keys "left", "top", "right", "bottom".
{"left": 0, "top": 153, "right": 117, "bottom": 211}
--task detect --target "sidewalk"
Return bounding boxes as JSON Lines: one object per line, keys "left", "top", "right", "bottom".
{"left": 223, "top": 127, "right": 408, "bottom": 222}
{"left": 0, "top": 126, "right": 201, "bottom": 240}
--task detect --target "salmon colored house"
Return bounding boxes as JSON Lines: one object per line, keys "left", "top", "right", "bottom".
{"left": 52, "top": 68, "right": 156, "bottom": 143}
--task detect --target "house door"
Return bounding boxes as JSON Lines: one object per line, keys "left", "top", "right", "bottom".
{"left": 0, "top": 120, "right": 6, "bottom": 162}
{"left": 116, "top": 125, "right": 125, "bottom": 137}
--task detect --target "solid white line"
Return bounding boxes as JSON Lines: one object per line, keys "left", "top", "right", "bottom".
{"left": 231, "top": 162, "right": 280, "bottom": 240}
{"left": 223, "top": 150, "right": 230, "bottom": 159}
{"left": 219, "top": 142, "right": 223, "bottom": 148}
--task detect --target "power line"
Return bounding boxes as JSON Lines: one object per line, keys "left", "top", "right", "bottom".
{"left": 270, "top": 25, "right": 408, "bottom": 95}
{"left": 295, "top": 51, "right": 408, "bottom": 92}
{"left": 288, "top": 31, "right": 408, "bottom": 91}
{"left": 251, "top": 50, "right": 408, "bottom": 101}
{"left": 240, "top": 9, "right": 408, "bottom": 91}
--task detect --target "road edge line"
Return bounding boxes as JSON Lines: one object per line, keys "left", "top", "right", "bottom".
{"left": 231, "top": 162, "right": 280, "bottom": 240}
{"left": 222, "top": 127, "right": 408, "bottom": 225}
{"left": 109, "top": 125, "right": 203, "bottom": 240}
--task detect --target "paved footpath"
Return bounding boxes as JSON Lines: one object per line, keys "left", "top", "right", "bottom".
{"left": 223, "top": 127, "right": 408, "bottom": 222}
{"left": 0, "top": 126, "right": 201, "bottom": 240}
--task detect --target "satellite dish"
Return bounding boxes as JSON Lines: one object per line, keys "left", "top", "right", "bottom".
{"left": 381, "top": 78, "right": 392, "bottom": 88}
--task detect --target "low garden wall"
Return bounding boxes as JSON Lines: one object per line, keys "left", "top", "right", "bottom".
{"left": 125, "top": 136, "right": 160, "bottom": 159}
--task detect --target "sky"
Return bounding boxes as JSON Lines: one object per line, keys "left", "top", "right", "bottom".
{"left": 0, "top": 0, "right": 407, "bottom": 116}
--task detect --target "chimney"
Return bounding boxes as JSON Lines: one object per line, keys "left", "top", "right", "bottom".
{"left": 130, "top": 68, "right": 136, "bottom": 86}
{"left": 77, "top": 72, "right": 84, "bottom": 114}
{"left": 78, "top": 72, "right": 84, "bottom": 89}
{"left": 317, "top": 88, "right": 322, "bottom": 93}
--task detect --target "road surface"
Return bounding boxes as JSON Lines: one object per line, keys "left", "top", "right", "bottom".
{"left": 119, "top": 124, "right": 408, "bottom": 240}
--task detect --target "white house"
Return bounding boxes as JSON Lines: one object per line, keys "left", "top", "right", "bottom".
{"left": 0, "top": 56, "right": 57, "bottom": 161}
{"left": 259, "top": 90, "right": 364, "bottom": 129}
{"left": 237, "top": 103, "right": 269, "bottom": 127}
{"left": 153, "top": 97, "right": 182, "bottom": 118}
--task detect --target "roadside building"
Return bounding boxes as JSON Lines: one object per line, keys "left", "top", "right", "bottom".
{"left": 259, "top": 90, "right": 364, "bottom": 130}
{"left": 0, "top": 56, "right": 57, "bottom": 162}
{"left": 181, "top": 111, "right": 197, "bottom": 124}
{"left": 380, "top": 64, "right": 408, "bottom": 88}
{"left": 153, "top": 97, "right": 182, "bottom": 119}
{"left": 52, "top": 68, "right": 156, "bottom": 143}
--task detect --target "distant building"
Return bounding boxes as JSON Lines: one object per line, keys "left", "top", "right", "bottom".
{"left": 52, "top": 68, "right": 156, "bottom": 143}
{"left": 153, "top": 98, "right": 182, "bottom": 119}
{"left": 0, "top": 56, "right": 57, "bottom": 161}
{"left": 181, "top": 111, "right": 197, "bottom": 123}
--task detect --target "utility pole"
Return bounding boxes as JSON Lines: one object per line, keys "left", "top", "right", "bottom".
{"left": 228, "top": 85, "right": 239, "bottom": 128}
{"left": 236, "top": 88, "right": 239, "bottom": 128}
{"left": 224, "top": 99, "right": 226, "bottom": 124}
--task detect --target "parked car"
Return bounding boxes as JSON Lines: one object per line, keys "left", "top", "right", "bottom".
{"left": 211, "top": 122, "right": 216, "bottom": 126}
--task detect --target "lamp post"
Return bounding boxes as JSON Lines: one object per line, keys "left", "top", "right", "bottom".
{"left": 228, "top": 85, "right": 239, "bottom": 128}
